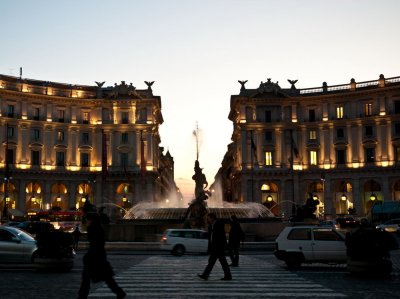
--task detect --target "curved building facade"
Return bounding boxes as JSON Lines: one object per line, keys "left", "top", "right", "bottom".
{"left": 0, "top": 74, "right": 177, "bottom": 219}
{"left": 221, "top": 75, "right": 400, "bottom": 219}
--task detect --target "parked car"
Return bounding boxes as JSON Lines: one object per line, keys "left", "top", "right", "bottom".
{"left": 0, "top": 226, "right": 38, "bottom": 264}
{"left": 336, "top": 217, "right": 359, "bottom": 229}
{"left": 274, "top": 225, "right": 347, "bottom": 268}
{"left": 160, "top": 229, "right": 208, "bottom": 256}
{"left": 17, "top": 221, "right": 55, "bottom": 237}
{"left": 376, "top": 218, "right": 400, "bottom": 233}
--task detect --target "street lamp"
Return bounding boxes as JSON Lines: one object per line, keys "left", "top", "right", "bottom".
{"left": 266, "top": 194, "right": 273, "bottom": 202}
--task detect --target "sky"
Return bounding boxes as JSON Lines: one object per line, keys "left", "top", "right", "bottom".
{"left": 1, "top": 0, "right": 400, "bottom": 200}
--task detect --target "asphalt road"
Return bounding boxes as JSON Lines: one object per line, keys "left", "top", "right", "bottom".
{"left": 0, "top": 251, "right": 399, "bottom": 299}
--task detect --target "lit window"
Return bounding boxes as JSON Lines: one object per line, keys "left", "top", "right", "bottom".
{"left": 57, "top": 131, "right": 64, "bottom": 142}
{"left": 336, "top": 106, "right": 344, "bottom": 119}
{"left": 265, "top": 152, "right": 273, "bottom": 166}
{"left": 310, "top": 151, "right": 317, "bottom": 165}
{"left": 364, "top": 103, "right": 372, "bottom": 116}
{"left": 309, "top": 130, "right": 317, "bottom": 140}
{"left": 83, "top": 112, "right": 90, "bottom": 124}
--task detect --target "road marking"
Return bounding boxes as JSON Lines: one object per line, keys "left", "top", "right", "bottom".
{"left": 89, "top": 255, "right": 347, "bottom": 298}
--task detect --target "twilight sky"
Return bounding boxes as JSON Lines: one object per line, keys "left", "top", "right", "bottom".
{"left": 1, "top": 0, "right": 400, "bottom": 200}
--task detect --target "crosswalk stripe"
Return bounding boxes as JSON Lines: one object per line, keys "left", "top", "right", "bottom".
{"left": 88, "top": 255, "right": 347, "bottom": 298}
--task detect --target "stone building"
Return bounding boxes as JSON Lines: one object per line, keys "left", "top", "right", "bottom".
{"left": 219, "top": 75, "right": 400, "bottom": 219}
{"left": 0, "top": 74, "right": 177, "bottom": 218}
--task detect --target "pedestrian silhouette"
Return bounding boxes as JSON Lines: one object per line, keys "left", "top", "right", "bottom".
{"left": 78, "top": 212, "right": 126, "bottom": 299}
{"left": 72, "top": 224, "right": 81, "bottom": 251}
{"left": 228, "top": 215, "right": 244, "bottom": 267}
{"left": 198, "top": 213, "right": 232, "bottom": 280}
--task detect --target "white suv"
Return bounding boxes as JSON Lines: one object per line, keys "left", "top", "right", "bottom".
{"left": 274, "top": 225, "right": 347, "bottom": 268}
{"left": 160, "top": 229, "right": 208, "bottom": 256}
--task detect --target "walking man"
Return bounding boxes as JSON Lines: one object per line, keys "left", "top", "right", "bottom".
{"left": 198, "top": 213, "right": 232, "bottom": 281}
{"left": 228, "top": 215, "right": 244, "bottom": 267}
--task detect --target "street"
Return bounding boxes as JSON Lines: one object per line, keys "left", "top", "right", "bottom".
{"left": 0, "top": 250, "right": 399, "bottom": 299}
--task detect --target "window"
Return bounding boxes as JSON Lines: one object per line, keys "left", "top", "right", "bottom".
{"left": 395, "top": 101, "right": 400, "bottom": 114}
{"left": 309, "top": 130, "right": 317, "bottom": 140}
{"left": 337, "top": 149, "right": 346, "bottom": 165}
{"left": 336, "top": 106, "right": 344, "bottom": 119}
{"left": 6, "top": 149, "right": 14, "bottom": 164}
{"left": 121, "top": 133, "right": 128, "bottom": 143}
{"left": 33, "top": 107, "right": 40, "bottom": 120}
{"left": 395, "top": 146, "right": 400, "bottom": 162}
{"left": 287, "top": 228, "right": 311, "bottom": 240}
{"left": 7, "top": 126, "right": 14, "bottom": 138}
{"left": 265, "top": 110, "right": 272, "bottom": 122}
{"left": 80, "top": 153, "right": 90, "bottom": 167}
{"left": 394, "top": 123, "right": 400, "bottom": 136}
{"left": 365, "top": 126, "right": 373, "bottom": 137}
{"left": 82, "top": 112, "right": 90, "bottom": 124}
{"left": 7, "top": 105, "right": 14, "bottom": 118}
{"left": 32, "top": 129, "right": 40, "bottom": 140}
{"left": 364, "top": 103, "right": 372, "bottom": 116}
{"left": 365, "top": 148, "right": 375, "bottom": 163}
{"left": 265, "top": 131, "right": 273, "bottom": 142}
{"left": 31, "top": 150, "right": 40, "bottom": 166}
{"left": 265, "top": 152, "right": 273, "bottom": 166}
{"left": 82, "top": 133, "right": 89, "bottom": 144}
{"left": 121, "top": 112, "right": 129, "bottom": 124}
{"left": 56, "top": 152, "right": 65, "bottom": 167}
{"left": 57, "top": 131, "right": 65, "bottom": 142}
{"left": 57, "top": 110, "right": 65, "bottom": 122}
{"left": 120, "top": 153, "right": 128, "bottom": 167}
{"left": 310, "top": 150, "right": 317, "bottom": 165}
{"left": 309, "top": 109, "right": 316, "bottom": 122}
{"left": 313, "top": 229, "right": 342, "bottom": 241}
{"left": 336, "top": 128, "right": 344, "bottom": 139}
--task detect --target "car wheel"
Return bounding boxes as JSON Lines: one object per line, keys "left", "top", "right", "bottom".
{"left": 172, "top": 245, "right": 185, "bottom": 256}
{"left": 284, "top": 253, "right": 303, "bottom": 269}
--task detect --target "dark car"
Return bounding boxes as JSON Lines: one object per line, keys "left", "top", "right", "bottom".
{"left": 17, "top": 221, "right": 55, "bottom": 236}
{"left": 336, "top": 217, "right": 358, "bottom": 229}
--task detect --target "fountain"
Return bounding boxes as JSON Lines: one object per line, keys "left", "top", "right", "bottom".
{"left": 113, "top": 124, "right": 282, "bottom": 241}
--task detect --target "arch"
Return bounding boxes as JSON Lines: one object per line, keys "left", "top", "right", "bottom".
{"left": 50, "top": 183, "right": 68, "bottom": 211}
{"left": 363, "top": 180, "right": 382, "bottom": 214}
{"left": 26, "top": 182, "right": 43, "bottom": 212}
{"left": 333, "top": 181, "right": 354, "bottom": 215}
{"left": 116, "top": 183, "right": 134, "bottom": 207}
{"left": 260, "top": 182, "right": 279, "bottom": 216}
{"left": 1, "top": 182, "right": 17, "bottom": 210}
{"left": 306, "top": 181, "right": 324, "bottom": 218}
{"left": 76, "top": 183, "right": 92, "bottom": 210}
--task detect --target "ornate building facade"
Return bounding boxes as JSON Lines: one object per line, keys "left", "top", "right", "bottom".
{"left": 219, "top": 75, "right": 400, "bottom": 219}
{"left": 0, "top": 74, "right": 177, "bottom": 218}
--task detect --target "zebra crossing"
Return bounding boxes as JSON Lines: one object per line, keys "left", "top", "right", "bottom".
{"left": 88, "top": 255, "right": 346, "bottom": 298}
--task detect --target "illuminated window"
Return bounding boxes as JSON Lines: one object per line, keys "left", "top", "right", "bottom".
{"left": 83, "top": 112, "right": 90, "bottom": 124}
{"left": 310, "top": 150, "right": 317, "bottom": 165}
{"left": 57, "top": 131, "right": 64, "bottom": 142}
{"left": 309, "top": 130, "right": 317, "bottom": 140}
{"left": 364, "top": 103, "right": 372, "bottom": 116}
{"left": 265, "top": 152, "right": 273, "bottom": 166}
{"left": 336, "top": 106, "right": 344, "bottom": 119}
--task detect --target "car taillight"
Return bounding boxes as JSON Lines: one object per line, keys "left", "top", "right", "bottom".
{"left": 161, "top": 236, "right": 167, "bottom": 242}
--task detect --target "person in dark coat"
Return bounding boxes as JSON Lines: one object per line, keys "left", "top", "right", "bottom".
{"left": 78, "top": 212, "right": 126, "bottom": 299}
{"left": 228, "top": 215, "right": 244, "bottom": 267}
{"left": 72, "top": 224, "right": 82, "bottom": 251}
{"left": 198, "top": 213, "right": 232, "bottom": 280}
